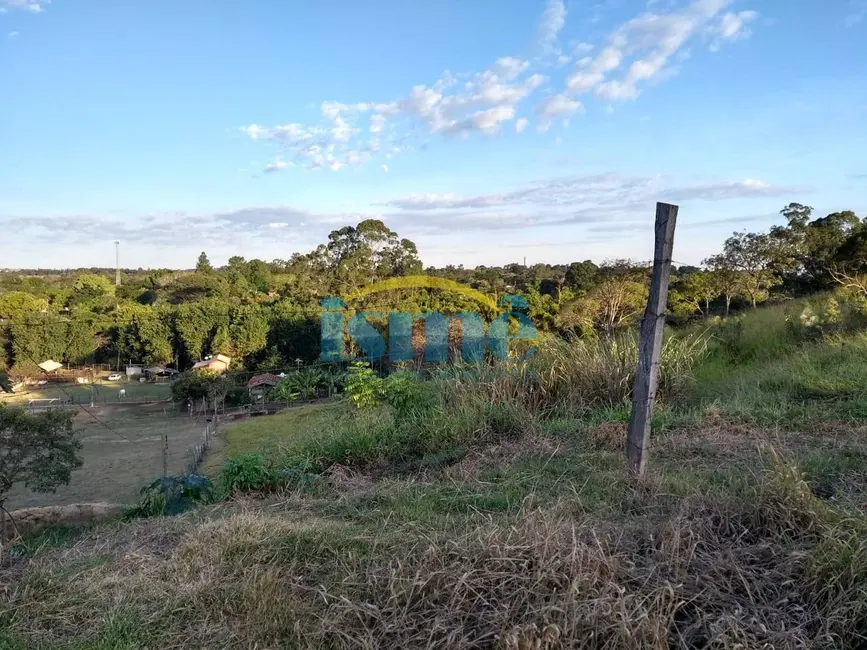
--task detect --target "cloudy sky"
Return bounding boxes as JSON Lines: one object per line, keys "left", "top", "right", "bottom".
{"left": 1, "top": 0, "right": 866, "bottom": 270}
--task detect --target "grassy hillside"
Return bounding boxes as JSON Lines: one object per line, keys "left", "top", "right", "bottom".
{"left": 4, "top": 297, "right": 867, "bottom": 649}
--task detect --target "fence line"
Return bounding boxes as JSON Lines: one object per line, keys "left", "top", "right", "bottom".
{"left": 186, "top": 418, "right": 217, "bottom": 475}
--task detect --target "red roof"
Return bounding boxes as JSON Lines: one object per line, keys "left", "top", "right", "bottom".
{"left": 246, "top": 373, "right": 281, "bottom": 388}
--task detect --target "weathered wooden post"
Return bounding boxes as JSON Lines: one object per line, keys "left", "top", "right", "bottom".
{"left": 626, "top": 202, "right": 679, "bottom": 475}
{"left": 162, "top": 430, "right": 169, "bottom": 477}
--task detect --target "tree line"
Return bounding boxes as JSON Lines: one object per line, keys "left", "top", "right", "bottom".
{"left": 1, "top": 203, "right": 864, "bottom": 375}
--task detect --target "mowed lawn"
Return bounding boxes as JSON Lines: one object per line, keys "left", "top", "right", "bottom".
{"left": 0, "top": 381, "right": 173, "bottom": 405}
{"left": 4, "top": 403, "right": 210, "bottom": 509}
{"left": 200, "top": 402, "right": 339, "bottom": 477}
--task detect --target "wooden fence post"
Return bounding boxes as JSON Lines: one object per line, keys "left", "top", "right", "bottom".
{"left": 162, "top": 430, "right": 169, "bottom": 477}
{"left": 626, "top": 202, "right": 679, "bottom": 475}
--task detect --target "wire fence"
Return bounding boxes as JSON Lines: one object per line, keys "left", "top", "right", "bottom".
{"left": 186, "top": 418, "right": 217, "bottom": 476}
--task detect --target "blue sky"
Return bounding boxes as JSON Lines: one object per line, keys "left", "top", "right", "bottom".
{"left": 1, "top": 0, "right": 866, "bottom": 270}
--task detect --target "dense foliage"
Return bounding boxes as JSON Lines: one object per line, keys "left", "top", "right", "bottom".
{"left": 1, "top": 204, "right": 864, "bottom": 376}
{"left": 125, "top": 474, "right": 214, "bottom": 518}
{"left": 0, "top": 406, "right": 82, "bottom": 506}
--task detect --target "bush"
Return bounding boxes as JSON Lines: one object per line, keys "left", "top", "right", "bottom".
{"left": 345, "top": 362, "right": 383, "bottom": 409}
{"left": 219, "top": 453, "right": 281, "bottom": 492}
{"left": 382, "top": 370, "right": 433, "bottom": 417}
{"left": 125, "top": 474, "right": 213, "bottom": 518}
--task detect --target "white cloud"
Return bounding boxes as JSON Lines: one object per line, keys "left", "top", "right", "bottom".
{"left": 370, "top": 113, "right": 387, "bottom": 135}
{"left": 238, "top": 0, "right": 757, "bottom": 174}
{"left": 240, "top": 123, "right": 315, "bottom": 144}
{"left": 331, "top": 116, "right": 354, "bottom": 143}
{"left": 565, "top": 0, "right": 756, "bottom": 102}
{"left": 536, "top": 0, "right": 567, "bottom": 52}
{"left": 536, "top": 94, "right": 583, "bottom": 131}
{"left": 708, "top": 10, "right": 758, "bottom": 51}
{"left": 8, "top": 31, "right": 19, "bottom": 37}
{"left": 567, "top": 46, "right": 622, "bottom": 93}
{"left": 263, "top": 157, "right": 291, "bottom": 174}
{"left": 660, "top": 178, "right": 799, "bottom": 202}
{"left": 1, "top": 0, "right": 48, "bottom": 13}
{"left": 446, "top": 105, "right": 517, "bottom": 137}
{"left": 382, "top": 164, "right": 389, "bottom": 173}
{"left": 378, "top": 174, "right": 803, "bottom": 233}
{"left": 492, "top": 56, "right": 529, "bottom": 80}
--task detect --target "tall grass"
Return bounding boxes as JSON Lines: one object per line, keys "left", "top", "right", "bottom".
{"left": 688, "top": 294, "right": 867, "bottom": 426}
{"left": 435, "top": 329, "right": 709, "bottom": 415}
{"left": 216, "top": 331, "right": 707, "bottom": 480}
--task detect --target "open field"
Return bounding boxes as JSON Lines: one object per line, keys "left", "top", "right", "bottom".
{"left": 199, "top": 401, "right": 338, "bottom": 476}
{"left": 5, "top": 300, "right": 867, "bottom": 648}
{"left": 0, "top": 381, "right": 173, "bottom": 405}
{"left": 3, "top": 404, "right": 211, "bottom": 509}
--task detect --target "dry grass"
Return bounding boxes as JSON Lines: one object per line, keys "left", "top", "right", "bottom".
{"left": 3, "top": 448, "right": 867, "bottom": 650}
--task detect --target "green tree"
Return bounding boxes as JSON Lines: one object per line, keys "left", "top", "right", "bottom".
{"left": 165, "top": 273, "right": 227, "bottom": 304}
{"left": 0, "top": 292, "right": 50, "bottom": 320}
{"left": 720, "top": 231, "right": 782, "bottom": 309}
{"left": 174, "top": 298, "right": 229, "bottom": 364}
{"left": 196, "top": 252, "right": 214, "bottom": 274}
{"left": 115, "top": 303, "right": 173, "bottom": 365}
{"left": 227, "top": 303, "right": 268, "bottom": 364}
{"left": 170, "top": 371, "right": 231, "bottom": 410}
{"left": 674, "top": 271, "right": 720, "bottom": 318}
{"left": 67, "top": 273, "right": 115, "bottom": 310}
{"left": 324, "top": 219, "right": 422, "bottom": 292}
{"left": 246, "top": 259, "right": 273, "bottom": 293}
{"left": 703, "top": 254, "right": 739, "bottom": 314}
{"left": 0, "top": 406, "right": 82, "bottom": 508}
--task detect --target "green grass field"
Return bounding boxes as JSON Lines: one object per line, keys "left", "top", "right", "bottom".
{"left": 0, "top": 380, "right": 173, "bottom": 405}
{"left": 5, "top": 299, "right": 867, "bottom": 648}
{"left": 199, "top": 402, "right": 338, "bottom": 477}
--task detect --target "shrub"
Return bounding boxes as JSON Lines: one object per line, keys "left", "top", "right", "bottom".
{"left": 381, "top": 370, "right": 432, "bottom": 417}
{"left": 125, "top": 474, "right": 213, "bottom": 518}
{"left": 219, "top": 453, "right": 281, "bottom": 492}
{"left": 345, "top": 362, "right": 383, "bottom": 409}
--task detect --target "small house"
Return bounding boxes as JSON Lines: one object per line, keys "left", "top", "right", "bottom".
{"left": 246, "top": 373, "right": 281, "bottom": 402}
{"left": 192, "top": 354, "right": 231, "bottom": 375}
{"left": 145, "top": 366, "right": 180, "bottom": 383}
{"left": 125, "top": 364, "right": 143, "bottom": 377}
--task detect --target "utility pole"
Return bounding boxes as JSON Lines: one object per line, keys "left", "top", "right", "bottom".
{"left": 626, "top": 202, "right": 678, "bottom": 475}
{"left": 114, "top": 240, "right": 121, "bottom": 287}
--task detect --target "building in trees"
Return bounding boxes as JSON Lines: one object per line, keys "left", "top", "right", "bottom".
{"left": 191, "top": 354, "right": 231, "bottom": 374}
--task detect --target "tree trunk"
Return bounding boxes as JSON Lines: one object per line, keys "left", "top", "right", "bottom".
{"left": 725, "top": 295, "right": 731, "bottom": 315}
{"left": 704, "top": 298, "right": 710, "bottom": 318}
